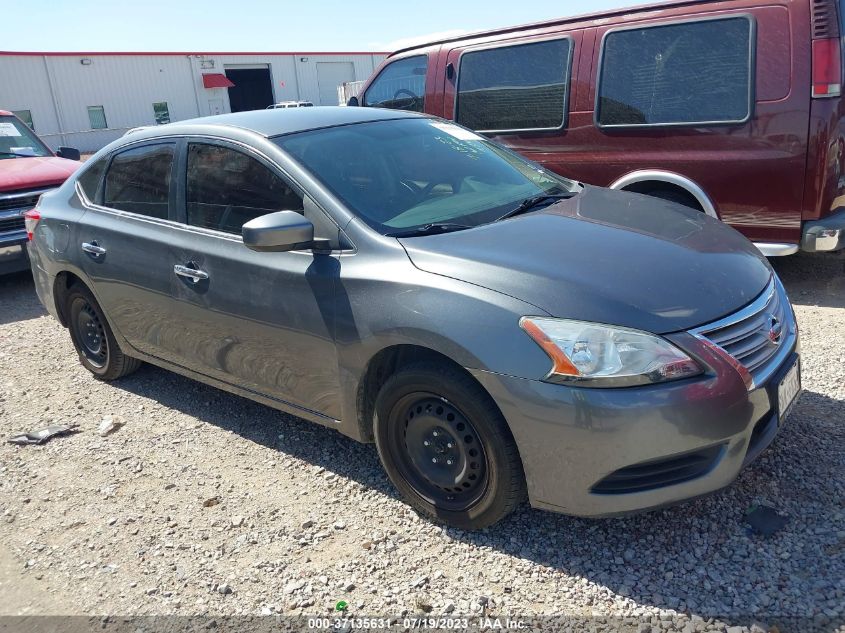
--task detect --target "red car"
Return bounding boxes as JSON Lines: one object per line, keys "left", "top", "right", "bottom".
{"left": 0, "top": 110, "right": 80, "bottom": 274}
{"left": 353, "top": 0, "right": 845, "bottom": 256}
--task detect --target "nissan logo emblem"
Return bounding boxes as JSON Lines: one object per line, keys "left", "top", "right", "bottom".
{"left": 766, "top": 314, "right": 783, "bottom": 345}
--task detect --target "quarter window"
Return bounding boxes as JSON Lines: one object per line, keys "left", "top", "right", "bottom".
{"left": 186, "top": 143, "right": 303, "bottom": 235}
{"left": 103, "top": 144, "right": 174, "bottom": 219}
{"left": 87, "top": 105, "right": 108, "bottom": 130}
{"left": 597, "top": 17, "right": 753, "bottom": 127}
{"left": 77, "top": 156, "right": 108, "bottom": 202}
{"left": 362, "top": 55, "right": 428, "bottom": 112}
{"left": 456, "top": 39, "right": 572, "bottom": 132}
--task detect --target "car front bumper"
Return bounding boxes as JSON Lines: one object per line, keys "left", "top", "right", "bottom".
{"left": 470, "top": 334, "right": 799, "bottom": 518}
{"left": 0, "top": 231, "right": 30, "bottom": 274}
{"left": 802, "top": 208, "right": 845, "bottom": 252}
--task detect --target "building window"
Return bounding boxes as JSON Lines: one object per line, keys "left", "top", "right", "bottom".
{"left": 103, "top": 143, "right": 175, "bottom": 219}
{"left": 87, "top": 105, "right": 108, "bottom": 130}
{"left": 597, "top": 17, "right": 754, "bottom": 127}
{"left": 362, "top": 55, "right": 428, "bottom": 112}
{"left": 186, "top": 143, "right": 303, "bottom": 234}
{"left": 456, "top": 39, "right": 572, "bottom": 133}
{"left": 13, "top": 110, "right": 34, "bottom": 131}
{"left": 152, "top": 102, "right": 171, "bottom": 125}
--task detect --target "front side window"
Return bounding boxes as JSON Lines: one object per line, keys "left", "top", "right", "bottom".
{"left": 88, "top": 105, "right": 108, "bottom": 130}
{"left": 103, "top": 144, "right": 174, "bottom": 218}
{"left": 0, "top": 115, "right": 51, "bottom": 158}
{"left": 362, "top": 55, "right": 428, "bottom": 112}
{"left": 186, "top": 143, "right": 303, "bottom": 235}
{"left": 597, "top": 17, "right": 753, "bottom": 127}
{"left": 275, "top": 118, "right": 577, "bottom": 235}
{"left": 456, "top": 39, "right": 573, "bottom": 132}
{"left": 13, "top": 110, "right": 34, "bottom": 131}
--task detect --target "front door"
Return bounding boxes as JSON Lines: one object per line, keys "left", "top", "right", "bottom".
{"left": 162, "top": 140, "right": 341, "bottom": 419}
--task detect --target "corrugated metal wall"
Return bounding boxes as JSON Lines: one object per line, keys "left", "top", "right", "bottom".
{"left": 0, "top": 52, "right": 386, "bottom": 152}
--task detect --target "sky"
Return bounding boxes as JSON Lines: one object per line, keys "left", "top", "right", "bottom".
{"left": 4, "top": 0, "right": 639, "bottom": 53}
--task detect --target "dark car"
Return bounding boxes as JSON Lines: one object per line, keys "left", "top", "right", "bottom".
{"left": 0, "top": 110, "right": 80, "bottom": 274}
{"left": 354, "top": 0, "right": 845, "bottom": 257}
{"left": 27, "top": 107, "right": 800, "bottom": 529}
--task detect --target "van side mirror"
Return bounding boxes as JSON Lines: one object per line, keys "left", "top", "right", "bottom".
{"left": 56, "top": 146, "right": 81, "bottom": 161}
{"left": 242, "top": 211, "right": 315, "bottom": 252}
{"left": 347, "top": 96, "right": 360, "bottom": 107}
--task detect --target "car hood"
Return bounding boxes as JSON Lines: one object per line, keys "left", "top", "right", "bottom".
{"left": 0, "top": 156, "right": 80, "bottom": 192}
{"left": 399, "top": 186, "right": 773, "bottom": 334}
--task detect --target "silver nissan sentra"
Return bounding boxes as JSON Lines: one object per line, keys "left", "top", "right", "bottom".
{"left": 26, "top": 107, "right": 801, "bottom": 529}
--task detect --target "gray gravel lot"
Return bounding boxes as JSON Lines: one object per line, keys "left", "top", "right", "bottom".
{"left": 0, "top": 253, "right": 843, "bottom": 632}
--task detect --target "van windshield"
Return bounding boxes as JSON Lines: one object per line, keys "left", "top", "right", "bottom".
{"left": 274, "top": 118, "right": 579, "bottom": 235}
{"left": 0, "top": 116, "right": 52, "bottom": 159}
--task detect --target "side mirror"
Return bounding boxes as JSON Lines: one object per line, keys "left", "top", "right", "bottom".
{"left": 242, "top": 211, "right": 314, "bottom": 252}
{"left": 347, "top": 96, "right": 360, "bottom": 107}
{"left": 56, "top": 146, "right": 81, "bottom": 161}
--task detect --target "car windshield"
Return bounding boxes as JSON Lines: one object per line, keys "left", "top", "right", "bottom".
{"left": 0, "top": 116, "right": 52, "bottom": 159}
{"left": 274, "top": 118, "right": 579, "bottom": 234}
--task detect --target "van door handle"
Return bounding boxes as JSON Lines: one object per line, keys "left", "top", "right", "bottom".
{"left": 173, "top": 263, "right": 209, "bottom": 283}
{"left": 81, "top": 241, "right": 106, "bottom": 257}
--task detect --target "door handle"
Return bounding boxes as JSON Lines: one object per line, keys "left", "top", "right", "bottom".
{"left": 173, "top": 263, "right": 209, "bottom": 283}
{"left": 81, "top": 241, "right": 106, "bottom": 257}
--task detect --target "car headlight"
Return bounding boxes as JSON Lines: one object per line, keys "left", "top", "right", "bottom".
{"left": 520, "top": 317, "right": 703, "bottom": 387}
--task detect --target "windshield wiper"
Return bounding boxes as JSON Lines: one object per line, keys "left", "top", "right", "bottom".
{"left": 385, "top": 222, "right": 475, "bottom": 238}
{"left": 495, "top": 192, "right": 577, "bottom": 222}
{"left": 0, "top": 151, "right": 38, "bottom": 159}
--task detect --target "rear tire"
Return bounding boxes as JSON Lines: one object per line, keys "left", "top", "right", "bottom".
{"left": 642, "top": 188, "right": 702, "bottom": 211}
{"left": 373, "top": 362, "right": 526, "bottom": 530}
{"left": 65, "top": 285, "right": 141, "bottom": 380}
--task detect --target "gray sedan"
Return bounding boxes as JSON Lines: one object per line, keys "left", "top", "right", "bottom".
{"left": 26, "top": 107, "right": 800, "bottom": 529}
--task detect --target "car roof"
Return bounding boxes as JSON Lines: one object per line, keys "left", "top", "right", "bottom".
{"left": 146, "top": 106, "right": 424, "bottom": 139}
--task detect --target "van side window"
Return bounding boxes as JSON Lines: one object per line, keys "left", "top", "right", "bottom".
{"left": 103, "top": 144, "right": 174, "bottom": 219}
{"left": 362, "top": 55, "right": 428, "bottom": 112}
{"left": 456, "top": 39, "right": 572, "bottom": 133}
{"left": 186, "top": 143, "right": 304, "bottom": 235}
{"left": 597, "top": 17, "right": 753, "bottom": 127}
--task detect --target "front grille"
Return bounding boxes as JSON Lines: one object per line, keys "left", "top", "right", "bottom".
{"left": 695, "top": 278, "right": 787, "bottom": 374}
{"left": 0, "top": 193, "right": 41, "bottom": 213}
{"left": 0, "top": 215, "right": 25, "bottom": 233}
{"left": 591, "top": 444, "right": 724, "bottom": 494}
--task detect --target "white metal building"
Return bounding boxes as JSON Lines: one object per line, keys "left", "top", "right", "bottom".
{"left": 0, "top": 51, "right": 387, "bottom": 152}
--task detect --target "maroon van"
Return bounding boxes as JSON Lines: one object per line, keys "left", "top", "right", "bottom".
{"left": 354, "top": 0, "right": 845, "bottom": 256}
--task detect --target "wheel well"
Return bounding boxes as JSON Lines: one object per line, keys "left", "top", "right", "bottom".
{"left": 53, "top": 271, "right": 85, "bottom": 327}
{"left": 620, "top": 181, "right": 703, "bottom": 211}
{"left": 356, "top": 345, "right": 482, "bottom": 442}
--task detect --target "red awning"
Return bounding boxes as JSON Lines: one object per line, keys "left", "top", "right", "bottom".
{"left": 202, "top": 73, "right": 234, "bottom": 89}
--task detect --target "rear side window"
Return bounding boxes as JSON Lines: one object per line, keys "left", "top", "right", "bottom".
{"left": 362, "top": 55, "right": 428, "bottom": 112}
{"left": 103, "top": 144, "right": 174, "bottom": 219}
{"left": 77, "top": 157, "right": 108, "bottom": 202}
{"left": 186, "top": 143, "right": 303, "bottom": 235}
{"left": 597, "top": 17, "right": 754, "bottom": 127}
{"left": 456, "top": 39, "right": 573, "bottom": 133}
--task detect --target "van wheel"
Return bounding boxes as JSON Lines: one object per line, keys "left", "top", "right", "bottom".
{"left": 643, "top": 188, "right": 702, "bottom": 211}
{"left": 66, "top": 285, "right": 141, "bottom": 380}
{"left": 373, "top": 362, "right": 526, "bottom": 530}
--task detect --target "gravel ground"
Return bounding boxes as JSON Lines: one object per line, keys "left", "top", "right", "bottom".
{"left": 0, "top": 253, "right": 843, "bottom": 632}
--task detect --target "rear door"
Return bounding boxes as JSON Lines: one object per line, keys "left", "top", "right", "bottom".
{"left": 76, "top": 140, "right": 183, "bottom": 361}
{"left": 441, "top": 30, "right": 583, "bottom": 166}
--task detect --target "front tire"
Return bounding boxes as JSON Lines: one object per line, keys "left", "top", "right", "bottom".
{"left": 66, "top": 285, "right": 141, "bottom": 380}
{"left": 373, "top": 362, "right": 526, "bottom": 530}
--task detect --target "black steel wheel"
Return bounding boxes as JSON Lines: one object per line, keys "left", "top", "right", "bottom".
{"left": 374, "top": 362, "right": 526, "bottom": 529}
{"left": 65, "top": 284, "right": 142, "bottom": 380}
